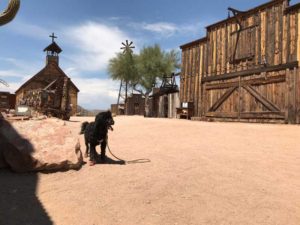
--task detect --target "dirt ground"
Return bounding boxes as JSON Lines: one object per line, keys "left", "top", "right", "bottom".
{"left": 1, "top": 116, "right": 300, "bottom": 225}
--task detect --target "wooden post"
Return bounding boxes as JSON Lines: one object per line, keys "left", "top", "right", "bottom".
{"left": 238, "top": 76, "right": 241, "bottom": 120}
{"left": 285, "top": 68, "right": 297, "bottom": 123}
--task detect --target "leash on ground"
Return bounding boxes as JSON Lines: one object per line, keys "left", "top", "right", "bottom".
{"left": 107, "top": 144, "right": 151, "bottom": 164}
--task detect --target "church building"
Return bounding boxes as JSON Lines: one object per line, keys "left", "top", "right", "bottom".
{"left": 15, "top": 34, "right": 79, "bottom": 117}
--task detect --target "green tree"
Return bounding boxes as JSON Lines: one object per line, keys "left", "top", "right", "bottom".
{"left": 108, "top": 44, "right": 180, "bottom": 116}
{"left": 134, "top": 44, "right": 180, "bottom": 95}
{"left": 108, "top": 51, "right": 138, "bottom": 100}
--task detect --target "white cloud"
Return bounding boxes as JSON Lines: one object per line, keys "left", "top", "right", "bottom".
{"left": 130, "top": 21, "right": 206, "bottom": 38}
{"left": 8, "top": 21, "right": 50, "bottom": 40}
{"left": 72, "top": 77, "right": 120, "bottom": 109}
{"left": 0, "top": 57, "right": 42, "bottom": 77}
{"left": 0, "top": 80, "right": 23, "bottom": 93}
{"left": 142, "top": 22, "right": 178, "bottom": 37}
{"left": 62, "top": 21, "right": 134, "bottom": 72}
{"left": 0, "top": 69, "right": 23, "bottom": 78}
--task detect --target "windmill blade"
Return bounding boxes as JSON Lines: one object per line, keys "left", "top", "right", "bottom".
{"left": 120, "top": 40, "right": 135, "bottom": 54}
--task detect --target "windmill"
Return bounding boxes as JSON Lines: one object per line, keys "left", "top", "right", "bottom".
{"left": 120, "top": 40, "right": 135, "bottom": 54}
{"left": 116, "top": 40, "right": 135, "bottom": 114}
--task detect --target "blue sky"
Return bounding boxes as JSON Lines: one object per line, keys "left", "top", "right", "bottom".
{"left": 0, "top": 0, "right": 298, "bottom": 109}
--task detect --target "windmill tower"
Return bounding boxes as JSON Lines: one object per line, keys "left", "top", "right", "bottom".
{"left": 116, "top": 40, "right": 135, "bottom": 114}
{"left": 0, "top": 79, "right": 9, "bottom": 87}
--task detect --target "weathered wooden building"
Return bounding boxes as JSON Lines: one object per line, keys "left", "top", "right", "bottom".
{"left": 15, "top": 36, "right": 79, "bottom": 117}
{"left": 125, "top": 93, "right": 145, "bottom": 115}
{"left": 111, "top": 103, "right": 125, "bottom": 115}
{"left": 0, "top": 92, "right": 16, "bottom": 111}
{"left": 149, "top": 74, "right": 180, "bottom": 118}
{"left": 180, "top": 0, "right": 300, "bottom": 123}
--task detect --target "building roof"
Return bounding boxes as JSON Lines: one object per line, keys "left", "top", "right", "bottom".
{"left": 128, "top": 93, "right": 145, "bottom": 98}
{"left": 43, "top": 41, "right": 62, "bottom": 54}
{"left": 285, "top": 2, "right": 300, "bottom": 13}
{"left": 180, "top": 37, "right": 207, "bottom": 49}
{"left": 15, "top": 62, "right": 79, "bottom": 93}
{"left": 206, "top": 0, "right": 288, "bottom": 30}
{"left": 180, "top": 0, "right": 293, "bottom": 50}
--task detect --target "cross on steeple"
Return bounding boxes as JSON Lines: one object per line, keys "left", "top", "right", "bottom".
{"left": 49, "top": 32, "right": 57, "bottom": 43}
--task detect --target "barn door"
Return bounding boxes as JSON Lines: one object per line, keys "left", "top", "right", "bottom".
{"left": 204, "top": 75, "right": 286, "bottom": 121}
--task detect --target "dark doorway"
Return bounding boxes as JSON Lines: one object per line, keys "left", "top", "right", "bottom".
{"left": 134, "top": 103, "right": 139, "bottom": 115}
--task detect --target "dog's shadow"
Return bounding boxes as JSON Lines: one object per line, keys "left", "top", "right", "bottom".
{"left": 83, "top": 156, "right": 125, "bottom": 166}
{"left": 102, "top": 156, "right": 126, "bottom": 165}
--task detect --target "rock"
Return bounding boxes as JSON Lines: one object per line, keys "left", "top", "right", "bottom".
{"left": 0, "top": 118, "right": 83, "bottom": 173}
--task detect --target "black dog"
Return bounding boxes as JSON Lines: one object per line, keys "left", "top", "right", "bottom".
{"left": 80, "top": 111, "right": 114, "bottom": 165}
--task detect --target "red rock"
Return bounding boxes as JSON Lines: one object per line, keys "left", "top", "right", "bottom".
{"left": 0, "top": 118, "right": 83, "bottom": 172}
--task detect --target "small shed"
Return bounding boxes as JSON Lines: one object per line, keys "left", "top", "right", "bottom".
{"left": 125, "top": 94, "right": 145, "bottom": 115}
{"left": 0, "top": 92, "right": 16, "bottom": 111}
{"left": 111, "top": 103, "right": 125, "bottom": 115}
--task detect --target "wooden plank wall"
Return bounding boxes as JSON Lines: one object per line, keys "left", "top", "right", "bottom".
{"left": 168, "top": 92, "right": 180, "bottom": 118}
{"left": 180, "top": 0, "right": 300, "bottom": 123}
{"left": 205, "top": 0, "right": 293, "bottom": 78}
{"left": 180, "top": 41, "right": 207, "bottom": 117}
{"left": 125, "top": 94, "right": 145, "bottom": 116}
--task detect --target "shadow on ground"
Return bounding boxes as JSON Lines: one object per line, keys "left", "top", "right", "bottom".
{"left": 0, "top": 170, "right": 53, "bottom": 225}
{"left": 0, "top": 119, "right": 53, "bottom": 225}
{"left": 86, "top": 156, "right": 126, "bottom": 165}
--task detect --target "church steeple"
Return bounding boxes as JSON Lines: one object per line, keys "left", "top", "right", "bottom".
{"left": 44, "top": 33, "right": 62, "bottom": 65}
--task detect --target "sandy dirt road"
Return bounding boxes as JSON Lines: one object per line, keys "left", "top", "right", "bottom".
{"left": 1, "top": 116, "right": 300, "bottom": 225}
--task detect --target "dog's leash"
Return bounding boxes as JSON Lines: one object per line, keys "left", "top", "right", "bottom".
{"left": 107, "top": 143, "right": 151, "bottom": 164}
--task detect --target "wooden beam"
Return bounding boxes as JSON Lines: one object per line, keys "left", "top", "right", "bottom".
{"left": 241, "top": 111, "right": 285, "bottom": 119}
{"left": 285, "top": 3, "right": 300, "bottom": 14}
{"left": 205, "top": 74, "right": 286, "bottom": 90}
{"left": 202, "top": 61, "right": 298, "bottom": 82}
{"left": 242, "top": 85, "right": 281, "bottom": 112}
{"left": 205, "top": 111, "right": 239, "bottom": 118}
{"left": 205, "top": 111, "right": 284, "bottom": 119}
{"left": 230, "top": 24, "right": 259, "bottom": 35}
{"left": 208, "top": 87, "right": 237, "bottom": 112}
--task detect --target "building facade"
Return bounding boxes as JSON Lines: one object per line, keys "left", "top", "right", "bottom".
{"left": 180, "top": 0, "right": 300, "bottom": 123}
{"left": 15, "top": 37, "right": 79, "bottom": 117}
{"left": 0, "top": 92, "right": 15, "bottom": 111}
{"left": 125, "top": 94, "right": 145, "bottom": 115}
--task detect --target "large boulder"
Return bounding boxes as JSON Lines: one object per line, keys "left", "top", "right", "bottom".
{"left": 0, "top": 118, "right": 83, "bottom": 172}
